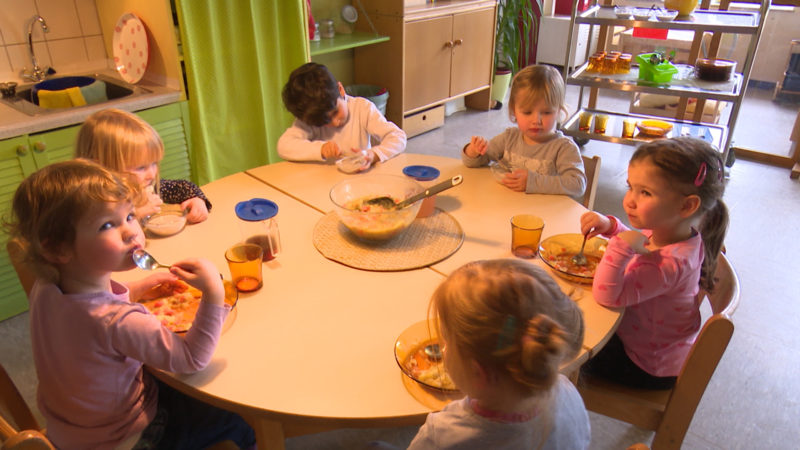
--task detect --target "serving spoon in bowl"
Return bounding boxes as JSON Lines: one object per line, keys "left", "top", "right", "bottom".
{"left": 364, "top": 175, "right": 463, "bottom": 210}
{"left": 132, "top": 249, "right": 171, "bottom": 270}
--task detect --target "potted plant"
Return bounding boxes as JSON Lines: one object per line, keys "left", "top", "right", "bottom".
{"left": 490, "top": 0, "right": 543, "bottom": 108}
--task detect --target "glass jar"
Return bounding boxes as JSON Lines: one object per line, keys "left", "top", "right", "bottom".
{"left": 235, "top": 198, "right": 281, "bottom": 261}
{"left": 602, "top": 55, "right": 618, "bottom": 74}
{"left": 320, "top": 19, "right": 335, "bottom": 39}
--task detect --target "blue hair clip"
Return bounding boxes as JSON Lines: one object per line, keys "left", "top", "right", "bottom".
{"left": 494, "top": 315, "right": 518, "bottom": 352}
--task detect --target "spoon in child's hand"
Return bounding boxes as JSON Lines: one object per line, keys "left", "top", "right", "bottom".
{"left": 132, "top": 249, "right": 171, "bottom": 270}
{"left": 571, "top": 232, "right": 590, "bottom": 267}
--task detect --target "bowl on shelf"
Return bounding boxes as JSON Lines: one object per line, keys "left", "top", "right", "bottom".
{"left": 636, "top": 119, "right": 674, "bottom": 137}
{"left": 695, "top": 59, "right": 737, "bottom": 82}
{"left": 329, "top": 174, "right": 423, "bottom": 242}
{"left": 655, "top": 9, "right": 679, "bottom": 21}
{"left": 538, "top": 233, "right": 608, "bottom": 284}
{"left": 631, "top": 8, "right": 654, "bottom": 21}
{"left": 614, "top": 6, "right": 633, "bottom": 18}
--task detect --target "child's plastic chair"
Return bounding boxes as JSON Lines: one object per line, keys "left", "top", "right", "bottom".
{"left": 578, "top": 252, "right": 740, "bottom": 449}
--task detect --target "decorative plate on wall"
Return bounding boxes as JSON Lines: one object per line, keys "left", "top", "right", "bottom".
{"left": 113, "top": 12, "right": 149, "bottom": 84}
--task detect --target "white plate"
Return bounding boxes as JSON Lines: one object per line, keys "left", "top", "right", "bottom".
{"left": 113, "top": 12, "right": 149, "bottom": 84}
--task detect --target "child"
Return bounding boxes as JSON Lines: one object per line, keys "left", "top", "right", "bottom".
{"left": 580, "top": 137, "right": 728, "bottom": 389}
{"left": 463, "top": 64, "right": 586, "bottom": 197}
{"left": 7, "top": 159, "right": 254, "bottom": 449}
{"left": 277, "top": 62, "right": 406, "bottom": 168}
{"left": 75, "top": 108, "right": 211, "bottom": 224}
{"left": 408, "top": 259, "right": 590, "bottom": 449}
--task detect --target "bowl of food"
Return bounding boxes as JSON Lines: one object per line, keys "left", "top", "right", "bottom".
{"left": 636, "top": 119, "right": 673, "bottom": 137}
{"left": 489, "top": 160, "right": 513, "bottom": 183}
{"left": 695, "top": 58, "right": 737, "bottom": 82}
{"left": 394, "top": 320, "right": 457, "bottom": 392}
{"left": 329, "top": 174, "right": 423, "bottom": 242}
{"left": 655, "top": 9, "right": 679, "bottom": 21}
{"left": 538, "top": 233, "right": 607, "bottom": 284}
{"left": 143, "top": 205, "right": 187, "bottom": 237}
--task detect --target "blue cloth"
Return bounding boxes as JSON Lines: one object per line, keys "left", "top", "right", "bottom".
{"left": 80, "top": 80, "right": 108, "bottom": 105}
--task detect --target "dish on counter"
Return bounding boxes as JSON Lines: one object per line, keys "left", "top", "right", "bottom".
{"left": 335, "top": 151, "right": 371, "bottom": 174}
{"left": 636, "top": 119, "right": 673, "bottom": 137}
{"left": 614, "top": 6, "right": 633, "bottom": 18}
{"left": 655, "top": 9, "right": 679, "bottom": 21}
{"left": 695, "top": 59, "right": 737, "bottom": 82}
{"left": 138, "top": 279, "right": 238, "bottom": 333}
{"left": 394, "top": 320, "right": 458, "bottom": 392}
{"left": 539, "top": 233, "right": 607, "bottom": 284}
{"left": 631, "top": 8, "right": 654, "bottom": 21}
{"left": 112, "top": 12, "right": 149, "bottom": 84}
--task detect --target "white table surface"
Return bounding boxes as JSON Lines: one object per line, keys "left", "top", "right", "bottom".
{"left": 116, "top": 155, "right": 621, "bottom": 449}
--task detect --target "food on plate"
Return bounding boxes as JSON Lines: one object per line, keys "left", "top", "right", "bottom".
{"left": 545, "top": 253, "right": 601, "bottom": 278}
{"left": 404, "top": 339, "right": 456, "bottom": 391}
{"left": 138, "top": 279, "right": 236, "bottom": 332}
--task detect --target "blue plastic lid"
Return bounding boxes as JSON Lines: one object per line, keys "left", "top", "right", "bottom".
{"left": 403, "top": 165, "right": 440, "bottom": 181}
{"left": 235, "top": 198, "right": 278, "bottom": 221}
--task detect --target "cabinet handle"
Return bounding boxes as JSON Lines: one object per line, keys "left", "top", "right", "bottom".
{"left": 16, "top": 145, "right": 28, "bottom": 156}
{"left": 453, "top": 39, "right": 463, "bottom": 46}
{"left": 33, "top": 141, "right": 46, "bottom": 152}
{"left": 444, "top": 41, "right": 454, "bottom": 48}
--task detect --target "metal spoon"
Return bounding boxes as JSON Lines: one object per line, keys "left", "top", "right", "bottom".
{"left": 424, "top": 343, "right": 442, "bottom": 361}
{"left": 364, "top": 175, "right": 463, "bottom": 210}
{"left": 132, "top": 249, "right": 171, "bottom": 270}
{"left": 572, "top": 233, "right": 589, "bottom": 266}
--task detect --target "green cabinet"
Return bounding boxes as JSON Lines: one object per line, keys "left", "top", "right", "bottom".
{"left": 0, "top": 101, "right": 192, "bottom": 321}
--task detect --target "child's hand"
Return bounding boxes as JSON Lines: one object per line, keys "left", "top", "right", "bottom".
{"left": 502, "top": 168, "right": 528, "bottom": 192}
{"left": 321, "top": 141, "right": 341, "bottom": 160}
{"left": 136, "top": 187, "right": 163, "bottom": 220}
{"left": 580, "top": 212, "right": 611, "bottom": 238}
{"left": 129, "top": 272, "right": 179, "bottom": 301}
{"left": 181, "top": 197, "right": 209, "bottom": 224}
{"left": 618, "top": 230, "right": 650, "bottom": 254}
{"left": 464, "top": 136, "right": 488, "bottom": 158}
{"left": 169, "top": 258, "right": 224, "bottom": 306}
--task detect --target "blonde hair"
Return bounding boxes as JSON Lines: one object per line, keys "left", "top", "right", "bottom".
{"left": 507, "top": 65, "right": 568, "bottom": 124}
{"left": 430, "top": 259, "right": 584, "bottom": 394}
{"left": 75, "top": 108, "right": 164, "bottom": 192}
{"left": 5, "top": 159, "right": 138, "bottom": 283}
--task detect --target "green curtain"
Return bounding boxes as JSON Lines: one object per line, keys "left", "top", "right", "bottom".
{"left": 176, "top": 0, "right": 309, "bottom": 184}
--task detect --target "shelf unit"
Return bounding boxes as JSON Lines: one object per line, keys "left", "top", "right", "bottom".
{"left": 309, "top": 31, "right": 390, "bottom": 56}
{"left": 561, "top": 0, "right": 771, "bottom": 163}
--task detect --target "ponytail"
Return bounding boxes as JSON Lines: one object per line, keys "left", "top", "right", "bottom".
{"left": 699, "top": 200, "right": 729, "bottom": 292}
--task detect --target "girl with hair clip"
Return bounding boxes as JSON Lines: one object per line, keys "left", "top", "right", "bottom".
{"left": 75, "top": 108, "right": 211, "bottom": 224}
{"left": 580, "top": 136, "right": 729, "bottom": 390}
{"left": 407, "top": 259, "right": 590, "bottom": 449}
{"left": 462, "top": 64, "right": 586, "bottom": 198}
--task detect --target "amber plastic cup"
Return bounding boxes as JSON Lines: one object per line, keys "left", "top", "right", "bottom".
{"left": 594, "top": 114, "right": 610, "bottom": 134}
{"left": 622, "top": 118, "right": 637, "bottom": 138}
{"left": 578, "top": 111, "right": 593, "bottom": 131}
{"left": 225, "top": 243, "right": 263, "bottom": 292}
{"left": 510, "top": 215, "right": 545, "bottom": 259}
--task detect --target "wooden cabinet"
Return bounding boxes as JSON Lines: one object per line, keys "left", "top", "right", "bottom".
{"left": 354, "top": 0, "right": 497, "bottom": 137}
{"left": 0, "top": 102, "right": 192, "bottom": 321}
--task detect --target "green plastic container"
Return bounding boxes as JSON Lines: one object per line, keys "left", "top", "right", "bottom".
{"left": 636, "top": 53, "right": 678, "bottom": 84}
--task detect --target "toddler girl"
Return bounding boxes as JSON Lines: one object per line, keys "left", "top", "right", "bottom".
{"left": 408, "top": 259, "right": 590, "bottom": 449}
{"left": 75, "top": 108, "right": 211, "bottom": 224}
{"left": 7, "top": 159, "right": 254, "bottom": 449}
{"left": 580, "top": 137, "right": 728, "bottom": 389}
{"left": 463, "top": 64, "right": 586, "bottom": 197}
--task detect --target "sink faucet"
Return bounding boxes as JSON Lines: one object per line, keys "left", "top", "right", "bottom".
{"left": 21, "top": 15, "right": 50, "bottom": 82}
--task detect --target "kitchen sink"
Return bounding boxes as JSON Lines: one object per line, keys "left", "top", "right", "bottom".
{"left": 0, "top": 73, "right": 151, "bottom": 116}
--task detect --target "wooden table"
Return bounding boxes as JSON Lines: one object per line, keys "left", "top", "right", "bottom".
{"left": 117, "top": 154, "right": 621, "bottom": 449}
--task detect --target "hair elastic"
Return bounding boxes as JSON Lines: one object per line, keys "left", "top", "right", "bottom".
{"left": 494, "top": 315, "right": 517, "bottom": 353}
{"left": 694, "top": 162, "right": 707, "bottom": 187}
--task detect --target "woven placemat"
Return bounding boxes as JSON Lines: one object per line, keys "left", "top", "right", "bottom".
{"left": 313, "top": 209, "right": 464, "bottom": 271}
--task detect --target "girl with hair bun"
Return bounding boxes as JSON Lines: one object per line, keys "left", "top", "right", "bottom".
{"left": 407, "top": 259, "right": 590, "bottom": 449}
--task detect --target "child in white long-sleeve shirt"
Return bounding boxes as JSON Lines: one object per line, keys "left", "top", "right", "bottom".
{"left": 8, "top": 159, "right": 254, "bottom": 449}
{"left": 277, "top": 62, "right": 406, "bottom": 169}
{"left": 463, "top": 65, "right": 586, "bottom": 198}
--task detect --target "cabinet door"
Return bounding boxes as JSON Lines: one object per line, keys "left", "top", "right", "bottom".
{"left": 29, "top": 125, "right": 80, "bottom": 169}
{"left": 0, "top": 136, "right": 37, "bottom": 320}
{"left": 404, "top": 16, "right": 453, "bottom": 111}
{"left": 450, "top": 8, "right": 494, "bottom": 97}
{"left": 136, "top": 102, "right": 192, "bottom": 182}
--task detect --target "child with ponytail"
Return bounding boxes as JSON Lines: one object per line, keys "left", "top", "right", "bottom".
{"left": 580, "top": 136, "right": 729, "bottom": 389}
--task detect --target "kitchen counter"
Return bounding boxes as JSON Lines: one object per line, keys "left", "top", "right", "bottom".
{"left": 0, "top": 69, "right": 182, "bottom": 140}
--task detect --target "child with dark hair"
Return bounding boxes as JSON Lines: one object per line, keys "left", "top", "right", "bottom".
{"left": 277, "top": 62, "right": 406, "bottom": 169}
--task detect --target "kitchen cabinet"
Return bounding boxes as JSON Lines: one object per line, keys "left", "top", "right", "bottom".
{"left": 0, "top": 102, "right": 191, "bottom": 321}
{"left": 354, "top": 0, "right": 497, "bottom": 137}
{"left": 560, "top": 0, "right": 770, "bottom": 165}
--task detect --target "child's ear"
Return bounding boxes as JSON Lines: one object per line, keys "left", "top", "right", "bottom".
{"left": 41, "top": 241, "right": 73, "bottom": 265}
{"left": 681, "top": 194, "right": 702, "bottom": 218}
{"left": 337, "top": 82, "right": 346, "bottom": 98}
{"left": 470, "top": 359, "right": 497, "bottom": 387}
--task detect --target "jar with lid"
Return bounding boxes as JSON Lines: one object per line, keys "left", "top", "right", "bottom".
{"left": 235, "top": 198, "right": 281, "bottom": 261}
{"left": 320, "top": 19, "right": 335, "bottom": 39}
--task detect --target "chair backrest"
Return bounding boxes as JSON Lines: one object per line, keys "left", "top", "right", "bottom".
{"left": 581, "top": 154, "right": 601, "bottom": 210}
{"left": 579, "top": 252, "right": 740, "bottom": 450}
{"left": 6, "top": 240, "right": 35, "bottom": 297}
{"left": 1, "top": 363, "right": 53, "bottom": 449}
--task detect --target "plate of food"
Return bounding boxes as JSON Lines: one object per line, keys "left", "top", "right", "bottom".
{"left": 538, "top": 233, "right": 607, "bottom": 284}
{"left": 138, "top": 279, "right": 238, "bottom": 332}
{"left": 636, "top": 119, "right": 673, "bottom": 137}
{"left": 394, "top": 320, "right": 458, "bottom": 392}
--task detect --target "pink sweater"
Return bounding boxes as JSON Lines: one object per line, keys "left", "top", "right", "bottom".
{"left": 592, "top": 218, "right": 703, "bottom": 377}
{"left": 29, "top": 279, "right": 228, "bottom": 450}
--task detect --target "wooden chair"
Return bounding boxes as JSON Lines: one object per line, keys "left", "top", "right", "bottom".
{"left": 0, "top": 363, "right": 53, "bottom": 450}
{"left": 578, "top": 252, "right": 740, "bottom": 450}
{"left": 6, "top": 240, "right": 35, "bottom": 297}
{"left": 581, "top": 154, "right": 601, "bottom": 210}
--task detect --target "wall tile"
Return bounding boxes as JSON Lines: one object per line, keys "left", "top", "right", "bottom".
{"left": 6, "top": 42, "right": 51, "bottom": 75}
{"left": 0, "top": 0, "right": 39, "bottom": 45}
{"left": 76, "top": 0, "right": 102, "bottom": 36}
{"left": 47, "top": 38, "right": 88, "bottom": 69}
{"left": 35, "top": 0, "right": 82, "bottom": 40}
{"left": 0, "top": 47, "right": 12, "bottom": 78}
{"left": 84, "top": 36, "right": 107, "bottom": 61}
